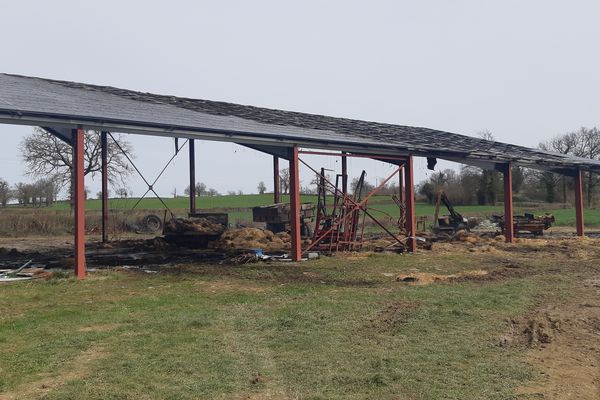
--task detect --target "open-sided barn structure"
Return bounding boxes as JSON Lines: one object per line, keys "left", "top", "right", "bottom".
{"left": 1, "top": 73, "right": 598, "bottom": 278}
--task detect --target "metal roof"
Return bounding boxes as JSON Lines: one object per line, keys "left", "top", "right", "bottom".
{"left": 0, "top": 73, "right": 597, "bottom": 173}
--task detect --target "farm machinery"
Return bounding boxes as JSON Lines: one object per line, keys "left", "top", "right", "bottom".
{"left": 252, "top": 203, "right": 315, "bottom": 237}
{"left": 432, "top": 190, "right": 472, "bottom": 234}
{"left": 492, "top": 213, "right": 555, "bottom": 236}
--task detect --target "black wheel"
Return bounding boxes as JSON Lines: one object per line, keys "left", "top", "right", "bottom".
{"left": 143, "top": 214, "right": 163, "bottom": 232}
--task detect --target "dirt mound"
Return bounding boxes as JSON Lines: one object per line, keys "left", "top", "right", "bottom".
{"left": 500, "top": 314, "right": 560, "bottom": 348}
{"left": 499, "top": 309, "right": 600, "bottom": 349}
{"left": 209, "top": 228, "right": 291, "bottom": 251}
{"left": 163, "top": 217, "right": 225, "bottom": 235}
{"left": 396, "top": 270, "right": 488, "bottom": 285}
{"left": 370, "top": 301, "right": 421, "bottom": 332}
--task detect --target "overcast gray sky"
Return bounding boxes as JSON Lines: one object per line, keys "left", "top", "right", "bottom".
{"left": 1, "top": 0, "right": 599, "bottom": 197}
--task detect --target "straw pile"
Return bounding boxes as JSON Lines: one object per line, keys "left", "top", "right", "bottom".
{"left": 209, "top": 228, "right": 291, "bottom": 251}
{"left": 163, "top": 218, "right": 225, "bottom": 235}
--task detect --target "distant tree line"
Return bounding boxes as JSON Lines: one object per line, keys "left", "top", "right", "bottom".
{"left": 184, "top": 182, "right": 221, "bottom": 197}
{"left": 0, "top": 177, "right": 60, "bottom": 207}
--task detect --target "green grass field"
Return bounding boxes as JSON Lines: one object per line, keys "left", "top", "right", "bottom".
{"left": 0, "top": 250, "right": 574, "bottom": 399}
{"left": 43, "top": 194, "right": 600, "bottom": 227}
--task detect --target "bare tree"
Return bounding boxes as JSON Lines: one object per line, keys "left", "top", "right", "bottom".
{"left": 32, "top": 178, "right": 60, "bottom": 206}
{"left": 539, "top": 132, "right": 582, "bottom": 203}
{"left": 0, "top": 179, "right": 11, "bottom": 207}
{"left": 578, "top": 127, "right": 600, "bottom": 206}
{"left": 14, "top": 182, "right": 36, "bottom": 206}
{"left": 185, "top": 182, "right": 208, "bottom": 196}
{"left": 257, "top": 181, "right": 267, "bottom": 194}
{"left": 96, "top": 189, "right": 111, "bottom": 200}
{"left": 20, "top": 128, "right": 134, "bottom": 200}
{"left": 539, "top": 127, "right": 600, "bottom": 205}
{"left": 280, "top": 168, "right": 290, "bottom": 194}
{"left": 115, "top": 188, "right": 130, "bottom": 198}
{"left": 476, "top": 131, "right": 501, "bottom": 205}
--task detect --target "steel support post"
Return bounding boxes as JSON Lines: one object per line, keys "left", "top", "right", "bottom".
{"left": 273, "top": 156, "right": 281, "bottom": 203}
{"left": 341, "top": 151, "right": 348, "bottom": 194}
{"left": 404, "top": 157, "right": 416, "bottom": 252}
{"left": 101, "top": 131, "right": 108, "bottom": 243}
{"left": 189, "top": 139, "right": 196, "bottom": 214}
{"left": 289, "top": 145, "right": 302, "bottom": 261}
{"left": 502, "top": 163, "right": 514, "bottom": 243}
{"left": 398, "top": 165, "right": 405, "bottom": 203}
{"left": 574, "top": 169, "right": 585, "bottom": 236}
{"left": 72, "top": 128, "right": 86, "bottom": 279}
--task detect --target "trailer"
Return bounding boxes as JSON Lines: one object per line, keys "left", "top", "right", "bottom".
{"left": 252, "top": 203, "right": 315, "bottom": 237}
{"left": 492, "top": 213, "right": 554, "bottom": 236}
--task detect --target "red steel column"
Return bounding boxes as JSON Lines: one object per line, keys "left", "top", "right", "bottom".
{"left": 189, "top": 139, "right": 196, "bottom": 214}
{"left": 575, "top": 169, "right": 585, "bottom": 236}
{"left": 403, "top": 157, "right": 416, "bottom": 252}
{"left": 502, "top": 163, "right": 514, "bottom": 243}
{"left": 273, "top": 156, "right": 281, "bottom": 203}
{"left": 72, "top": 128, "right": 86, "bottom": 279}
{"left": 101, "top": 131, "right": 108, "bottom": 243}
{"left": 398, "top": 164, "right": 405, "bottom": 203}
{"left": 289, "top": 145, "right": 302, "bottom": 261}
{"left": 341, "top": 151, "right": 348, "bottom": 194}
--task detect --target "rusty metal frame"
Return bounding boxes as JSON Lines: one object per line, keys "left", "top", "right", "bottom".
{"left": 403, "top": 156, "right": 416, "bottom": 251}
{"left": 300, "top": 158, "right": 405, "bottom": 254}
{"left": 273, "top": 156, "right": 281, "bottom": 203}
{"left": 101, "top": 131, "right": 109, "bottom": 243}
{"left": 289, "top": 145, "right": 302, "bottom": 261}
{"left": 574, "top": 169, "right": 585, "bottom": 236}
{"left": 189, "top": 139, "right": 196, "bottom": 214}
{"left": 500, "top": 163, "right": 514, "bottom": 243}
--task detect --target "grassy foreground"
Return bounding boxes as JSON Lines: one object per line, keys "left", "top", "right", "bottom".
{"left": 0, "top": 250, "right": 575, "bottom": 399}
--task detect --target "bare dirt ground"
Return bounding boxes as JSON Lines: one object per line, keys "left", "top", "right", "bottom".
{"left": 512, "top": 279, "right": 600, "bottom": 399}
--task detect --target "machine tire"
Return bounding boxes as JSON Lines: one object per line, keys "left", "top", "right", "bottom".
{"left": 143, "top": 214, "right": 163, "bottom": 232}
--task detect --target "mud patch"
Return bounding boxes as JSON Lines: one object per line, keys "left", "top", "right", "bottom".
{"left": 396, "top": 270, "right": 488, "bottom": 285}
{"left": 510, "top": 284, "right": 600, "bottom": 399}
{"left": 370, "top": 301, "right": 421, "bottom": 332}
{"left": 499, "top": 314, "right": 561, "bottom": 348}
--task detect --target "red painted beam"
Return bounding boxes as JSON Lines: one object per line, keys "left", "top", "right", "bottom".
{"left": 502, "top": 163, "right": 514, "bottom": 243}
{"left": 404, "top": 157, "right": 416, "bottom": 252}
{"left": 341, "top": 152, "right": 348, "bottom": 194}
{"left": 288, "top": 145, "right": 302, "bottom": 261}
{"left": 574, "top": 169, "right": 585, "bottom": 236}
{"left": 273, "top": 156, "right": 281, "bottom": 203}
{"left": 72, "top": 128, "right": 86, "bottom": 279}
{"left": 189, "top": 139, "right": 196, "bottom": 214}
{"left": 101, "top": 131, "right": 108, "bottom": 243}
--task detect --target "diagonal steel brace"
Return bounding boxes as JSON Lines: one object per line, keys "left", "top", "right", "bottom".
{"left": 108, "top": 133, "right": 187, "bottom": 217}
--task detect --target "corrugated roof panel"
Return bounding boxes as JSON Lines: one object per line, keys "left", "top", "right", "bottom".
{"left": 0, "top": 73, "right": 598, "bottom": 171}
